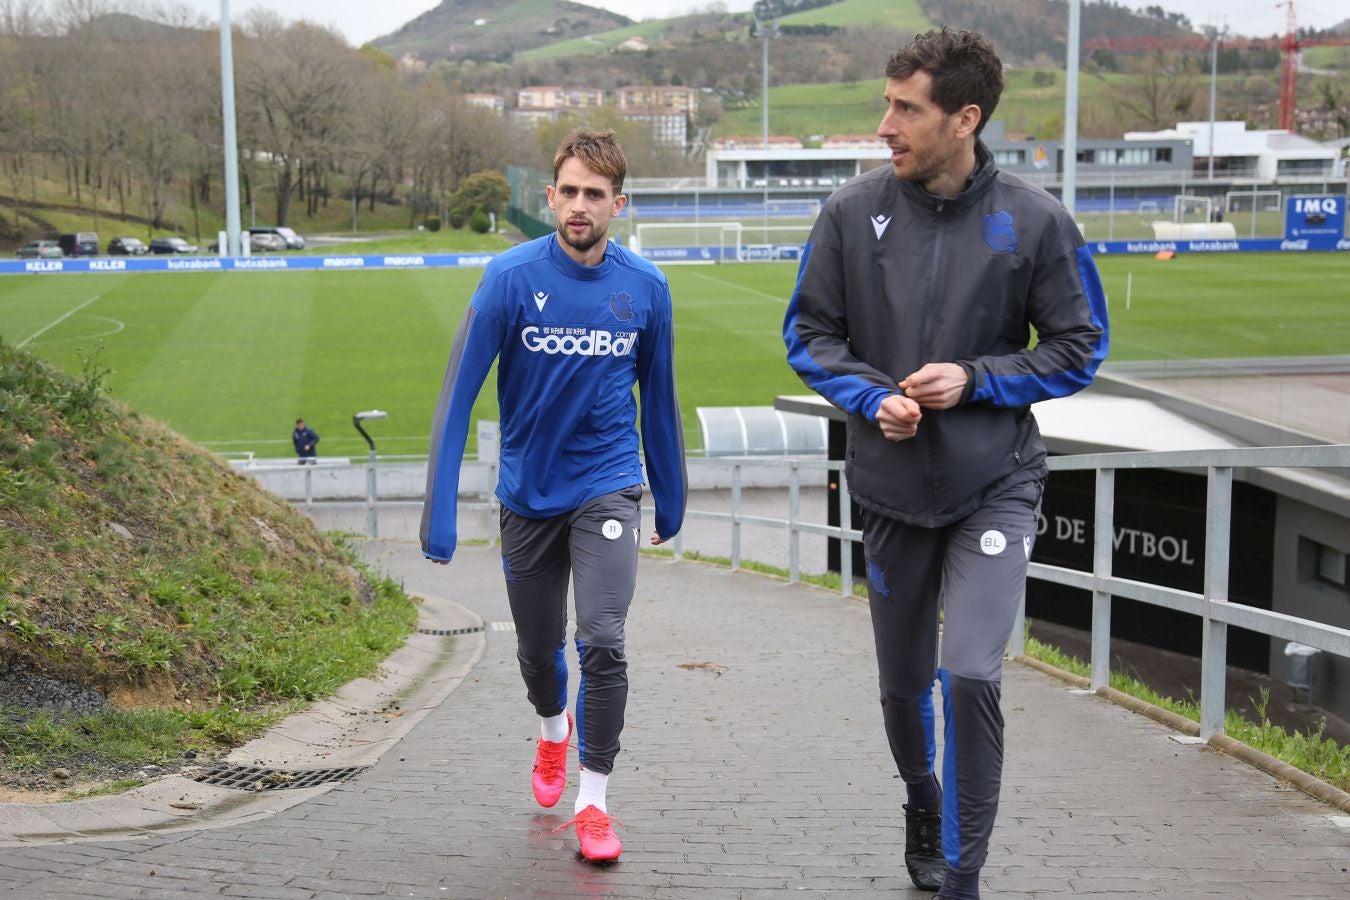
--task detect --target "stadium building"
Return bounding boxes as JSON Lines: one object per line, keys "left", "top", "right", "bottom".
{"left": 663, "top": 119, "right": 1346, "bottom": 216}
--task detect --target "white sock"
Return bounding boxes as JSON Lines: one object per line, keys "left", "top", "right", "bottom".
{"left": 575, "top": 767, "right": 608, "bottom": 814}
{"left": 540, "top": 712, "right": 568, "bottom": 743}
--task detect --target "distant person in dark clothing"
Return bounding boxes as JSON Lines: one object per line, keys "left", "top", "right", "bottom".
{"left": 293, "top": 418, "right": 319, "bottom": 464}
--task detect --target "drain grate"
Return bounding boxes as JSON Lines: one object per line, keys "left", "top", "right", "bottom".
{"left": 417, "top": 625, "right": 486, "bottom": 636}
{"left": 188, "top": 764, "right": 370, "bottom": 792}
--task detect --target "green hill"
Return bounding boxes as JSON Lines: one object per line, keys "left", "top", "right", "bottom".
{"left": 374, "top": 0, "right": 632, "bottom": 62}
{"left": 516, "top": 16, "right": 694, "bottom": 60}
{"left": 0, "top": 341, "right": 416, "bottom": 794}
{"left": 716, "top": 68, "right": 1133, "bottom": 140}
{"left": 779, "top": 0, "right": 929, "bottom": 31}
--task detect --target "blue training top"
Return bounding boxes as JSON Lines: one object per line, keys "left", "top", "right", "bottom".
{"left": 420, "top": 235, "right": 687, "bottom": 562}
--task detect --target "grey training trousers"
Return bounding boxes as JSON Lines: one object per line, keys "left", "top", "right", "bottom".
{"left": 862, "top": 478, "right": 1043, "bottom": 878}
{"left": 498, "top": 485, "right": 643, "bottom": 776}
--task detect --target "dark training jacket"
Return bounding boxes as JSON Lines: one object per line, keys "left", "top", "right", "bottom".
{"left": 784, "top": 145, "right": 1109, "bottom": 528}
{"left": 292, "top": 425, "right": 319, "bottom": 458}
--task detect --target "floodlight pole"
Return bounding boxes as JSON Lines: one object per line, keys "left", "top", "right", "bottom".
{"left": 353, "top": 410, "right": 388, "bottom": 537}
{"left": 1207, "top": 28, "right": 1223, "bottom": 182}
{"left": 761, "top": 21, "right": 770, "bottom": 149}
{"left": 753, "top": 8, "right": 776, "bottom": 150}
{"left": 1062, "top": 0, "right": 1081, "bottom": 220}
{"left": 220, "top": 0, "right": 242, "bottom": 256}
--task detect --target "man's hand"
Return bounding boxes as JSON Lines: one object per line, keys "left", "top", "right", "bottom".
{"left": 876, "top": 393, "right": 922, "bottom": 441}
{"left": 900, "top": 363, "right": 968, "bottom": 410}
{"left": 651, "top": 532, "right": 668, "bottom": 545}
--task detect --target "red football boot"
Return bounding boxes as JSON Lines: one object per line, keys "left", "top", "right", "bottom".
{"left": 560, "top": 804, "right": 622, "bottom": 862}
{"left": 531, "top": 712, "right": 572, "bottom": 808}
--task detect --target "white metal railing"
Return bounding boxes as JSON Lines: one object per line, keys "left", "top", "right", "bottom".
{"left": 1028, "top": 445, "right": 1350, "bottom": 738}
{"left": 280, "top": 446, "right": 1350, "bottom": 740}
{"left": 661, "top": 447, "right": 1350, "bottom": 739}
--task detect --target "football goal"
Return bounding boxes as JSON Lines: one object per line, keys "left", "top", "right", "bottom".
{"left": 632, "top": 223, "right": 743, "bottom": 263}
{"left": 1172, "top": 195, "right": 1212, "bottom": 224}
{"left": 633, "top": 222, "right": 813, "bottom": 263}
{"left": 1224, "top": 190, "right": 1282, "bottom": 214}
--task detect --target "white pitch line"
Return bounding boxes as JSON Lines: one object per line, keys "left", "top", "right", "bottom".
{"left": 16, "top": 294, "right": 103, "bottom": 349}
{"left": 681, "top": 268, "right": 790, "bottom": 304}
{"left": 24, "top": 315, "right": 125, "bottom": 347}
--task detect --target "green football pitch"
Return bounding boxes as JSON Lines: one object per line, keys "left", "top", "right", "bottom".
{"left": 1, "top": 252, "right": 1347, "bottom": 459}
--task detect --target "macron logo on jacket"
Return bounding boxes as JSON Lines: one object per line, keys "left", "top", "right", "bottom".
{"left": 871, "top": 215, "right": 891, "bottom": 239}
{"left": 533, "top": 291, "right": 549, "bottom": 311}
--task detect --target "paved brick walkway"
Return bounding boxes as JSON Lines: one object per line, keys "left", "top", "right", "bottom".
{"left": 1, "top": 540, "right": 1347, "bottom": 898}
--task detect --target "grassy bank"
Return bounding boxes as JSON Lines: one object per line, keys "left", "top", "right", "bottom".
{"left": 0, "top": 341, "right": 418, "bottom": 794}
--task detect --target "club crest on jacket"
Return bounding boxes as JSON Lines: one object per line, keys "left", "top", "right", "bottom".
{"left": 983, "top": 211, "right": 1018, "bottom": 253}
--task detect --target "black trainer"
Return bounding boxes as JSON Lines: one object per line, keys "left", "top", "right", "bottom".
{"left": 903, "top": 802, "right": 946, "bottom": 891}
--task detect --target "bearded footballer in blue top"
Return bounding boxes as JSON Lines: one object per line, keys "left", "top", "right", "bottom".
{"left": 421, "top": 129, "right": 687, "bottom": 862}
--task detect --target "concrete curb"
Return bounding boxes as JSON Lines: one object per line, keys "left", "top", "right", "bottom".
{"left": 1015, "top": 654, "right": 1350, "bottom": 815}
{"left": 0, "top": 592, "right": 487, "bottom": 848}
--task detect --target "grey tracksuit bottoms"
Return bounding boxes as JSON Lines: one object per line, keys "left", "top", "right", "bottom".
{"left": 862, "top": 478, "right": 1043, "bottom": 877}
{"left": 499, "top": 485, "right": 643, "bottom": 776}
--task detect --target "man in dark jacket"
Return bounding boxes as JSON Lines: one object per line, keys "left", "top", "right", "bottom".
{"left": 783, "top": 29, "right": 1108, "bottom": 900}
{"left": 292, "top": 418, "right": 319, "bottom": 465}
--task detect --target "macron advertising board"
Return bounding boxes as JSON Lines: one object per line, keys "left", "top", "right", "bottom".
{"left": 0, "top": 253, "right": 499, "bottom": 276}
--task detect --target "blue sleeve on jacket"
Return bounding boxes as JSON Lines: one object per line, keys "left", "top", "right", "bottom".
{"left": 419, "top": 302, "right": 505, "bottom": 561}
{"left": 783, "top": 240, "right": 897, "bottom": 420}
{"left": 636, "top": 285, "right": 687, "bottom": 540}
{"left": 968, "top": 245, "right": 1110, "bottom": 406}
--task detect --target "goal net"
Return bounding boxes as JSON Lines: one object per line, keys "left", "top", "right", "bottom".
{"left": 1224, "top": 190, "right": 1282, "bottom": 214}
{"left": 1172, "top": 195, "right": 1212, "bottom": 224}
{"left": 633, "top": 222, "right": 813, "bottom": 263}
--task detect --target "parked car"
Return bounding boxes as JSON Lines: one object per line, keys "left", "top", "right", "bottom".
{"left": 149, "top": 237, "right": 198, "bottom": 255}
{"left": 249, "top": 232, "right": 287, "bottom": 252}
{"left": 248, "top": 226, "right": 304, "bottom": 249}
{"left": 17, "top": 240, "right": 64, "bottom": 259}
{"left": 57, "top": 232, "right": 100, "bottom": 257}
{"left": 206, "top": 232, "right": 286, "bottom": 253}
{"left": 107, "top": 236, "right": 148, "bottom": 256}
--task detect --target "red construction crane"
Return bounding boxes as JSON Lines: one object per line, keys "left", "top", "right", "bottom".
{"left": 1084, "top": 2, "right": 1350, "bottom": 131}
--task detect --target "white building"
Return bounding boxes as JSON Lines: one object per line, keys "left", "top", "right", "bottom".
{"left": 1125, "top": 121, "right": 1338, "bottom": 181}
{"left": 463, "top": 94, "right": 505, "bottom": 115}
{"left": 705, "top": 139, "right": 885, "bottom": 189}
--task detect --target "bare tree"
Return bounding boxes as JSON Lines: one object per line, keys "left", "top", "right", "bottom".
{"left": 341, "top": 60, "right": 421, "bottom": 229}
{"left": 1110, "top": 49, "right": 1199, "bottom": 132}
{"left": 237, "top": 16, "right": 358, "bottom": 226}
{"left": 406, "top": 83, "right": 511, "bottom": 227}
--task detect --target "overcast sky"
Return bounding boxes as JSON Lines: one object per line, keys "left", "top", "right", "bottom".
{"left": 182, "top": 0, "right": 1345, "bottom": 47}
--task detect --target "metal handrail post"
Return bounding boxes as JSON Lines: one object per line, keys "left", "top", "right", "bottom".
{"left": 367, "top": 450, "right": 378, "bottom": 538}
{"left": 304, "top": 465, "right": 313, "bottom": 510}
{"left": 1091, "top": 468, "right": 1115, "bottom": 691}
{"left": 730, "top": 463, "right": 743, "bottom": 571}
{"left": 838, "top": 468, "right": 852, "bottom": 597}
{"left": 1200, "top": 465, "right": 1233, "bottom": 739}
{"left": 788, "top": 461, "right": 801, "bottom": 584}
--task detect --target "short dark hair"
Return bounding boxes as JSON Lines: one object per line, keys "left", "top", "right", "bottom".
{"left": 552, "top": 128, "right": 627, "bottom": 194}
{"left": 295, "top": 418, "right": 304, "bottom": 425}
{"left": 885, "top": 28, "right": 1004, "bottom": 137}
